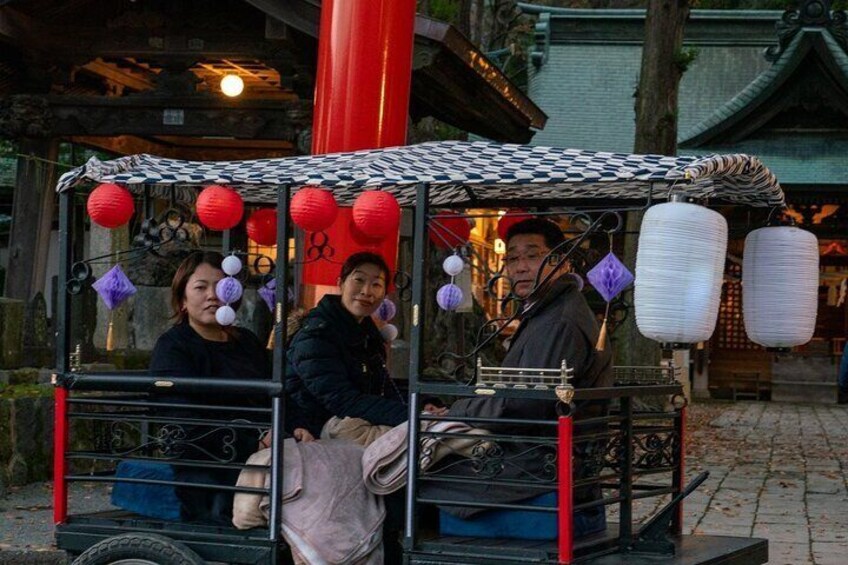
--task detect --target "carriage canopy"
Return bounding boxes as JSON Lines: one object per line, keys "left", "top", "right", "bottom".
{"left": 57, "top": 140, "right": 785, "bottom": 207}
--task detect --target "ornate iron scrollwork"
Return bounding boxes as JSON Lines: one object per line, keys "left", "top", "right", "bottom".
{"left": 423, "top": 441, "right": 558, "bottom": 484}
{"left": 634, "top": 432, "right": 678, "bottom": 470}
{"left": 107, "top": 420, "right": 249, "bottom": 464}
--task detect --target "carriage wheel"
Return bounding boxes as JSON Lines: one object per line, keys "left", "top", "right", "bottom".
{"left": 72, "top": 533, "right": 205, "bottom": 565}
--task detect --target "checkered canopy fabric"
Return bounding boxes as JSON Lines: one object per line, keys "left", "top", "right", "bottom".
{"left": 56, "top": 141, "right": 784, "bottom": 207}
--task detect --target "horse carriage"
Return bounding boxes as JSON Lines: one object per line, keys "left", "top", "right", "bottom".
{"left": 51, "top": 141, "right": 780, "bottom": 564}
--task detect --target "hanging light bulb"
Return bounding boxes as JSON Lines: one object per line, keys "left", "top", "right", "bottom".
{"left": 220, "top": 74, "right": 244, "bottom": 97}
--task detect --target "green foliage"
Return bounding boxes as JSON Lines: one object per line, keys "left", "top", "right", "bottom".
{"left": 0, "top": 383, "right": 53, "bottom": 399}
{"left": 0, "top": 140, "right": 15, "bottom": 157}
{"left": 424, "top": 0, "right": 462, "bottom": 25}
{"left": 526, "top": 0, "right": 848, "bottom": 8}
{"left": 674, "top": 46, "right": 700, "bottom": 72}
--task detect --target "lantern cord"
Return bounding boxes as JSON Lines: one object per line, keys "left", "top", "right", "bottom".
{"left": 765, "top": 206, "right": 786, "bottom": 226}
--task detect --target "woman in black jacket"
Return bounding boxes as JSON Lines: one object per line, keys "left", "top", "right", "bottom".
{"left": 150, "top": 251, "right": 310, "bottom": 524}
{"left": 284, "top": 252, "right": 414, "bottom": 439}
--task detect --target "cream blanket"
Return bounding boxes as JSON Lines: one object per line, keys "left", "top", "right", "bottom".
{"left": 362, "top": 419, "right": 491, "bottom": 495}
{"left": 233, "top": 439, "right": 384, "bottom": 565}
{"left": 321, "top": 416, "right": 393, "bottom": 447}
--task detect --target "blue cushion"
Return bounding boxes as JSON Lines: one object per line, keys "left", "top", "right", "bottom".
{"left": 439, "top": 493, "right": 607, "bottom": 540}
{"left": 111, "top": 461, "right": 182, "bottom": 521}
{"left": 439, "top": 492, "right": 558, "bottom": 540}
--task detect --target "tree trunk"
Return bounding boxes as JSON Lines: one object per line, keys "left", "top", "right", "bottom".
{"left": 617, "top": 0, "right": 690, "bottom": 368}
{"left": 633, "top": 0, "right": 690, "bottom": 155}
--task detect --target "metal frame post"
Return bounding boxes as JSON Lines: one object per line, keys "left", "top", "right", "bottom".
{"left": 558, "top": 415, "right": 574, "bottom": 564}
{"left": 403, "top": 182, "right": 429, "bottom": 552}
{"left": 619, "top": 395, "right": 634, "bottom": 551}
{"left": 53, "top": 188, "right": 74, "bottom": 525}
{"left": 672, "top": 405, "right": 686, "bottom": 535}
{"left": 268, "top": 184, "right": 291, "bottom": 545}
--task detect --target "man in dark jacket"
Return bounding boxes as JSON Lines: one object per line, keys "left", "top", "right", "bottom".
{"left": 426, "top": 218, "right": 613, "bottom": 536}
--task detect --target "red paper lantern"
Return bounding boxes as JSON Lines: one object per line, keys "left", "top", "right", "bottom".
{"left": 429, "top": 211, "right": 472, "bottom": 249}
{"left": 246, "top": 208, "right": 278, "bottom": 246}
{"left": 87, "top": 183, "right": 135, "bottom": 229}
{"left": 291, "top": 187, "right": 338, "bottom": 232}
{"left": 352, "top": 191, "right": 401, "bottom": 240}
{"left": 196, "top": 185, "right": 244, "bottom": 231}
{"left": 349, "top": 216, "right": 384, "bottom": 246}
{"left": 497, "top": 209, "right": 534, "bottom": 242}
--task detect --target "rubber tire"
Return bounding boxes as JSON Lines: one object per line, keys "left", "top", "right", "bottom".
{"left": 72, "top": 533, "right": 206, "bottom": 565}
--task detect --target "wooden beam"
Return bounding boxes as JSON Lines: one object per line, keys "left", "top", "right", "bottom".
{"left": 45, "top": 94, "right": 312, "bottom": 139}
{"left": 5, "top": 138, "right": 59, "bottom": 301}
{"left": 70, "top": 135, "right": 297, "bottom": 160}
{"left": 80, "top": 59, "right": 155, "bottom": 93}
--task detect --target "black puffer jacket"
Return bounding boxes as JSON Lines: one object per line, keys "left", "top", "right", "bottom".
{"left": 285, "top": 294, "right": 407, "bottom": 438}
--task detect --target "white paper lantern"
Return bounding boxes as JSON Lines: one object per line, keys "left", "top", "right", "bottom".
{"left": 380, "top": 323, "right": 399, "bottom": 342}
{"left": 222, "top": 255, "right": 242, "bottom": 276}
{"left": 442, "top": 254, "right": 464, "bottom": 277}
{"left": 635, "top": 201, "right": 728, "bottom": 345}
{"left": 743, "top": 226, "right": 818, "bottom": 348}
{"left": 215, "top": 304, "right": 237, "bottom": 326}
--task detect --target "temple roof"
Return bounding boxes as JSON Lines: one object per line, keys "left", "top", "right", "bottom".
{"left": 680, "top": 28, "right": 848, "bottom": 148}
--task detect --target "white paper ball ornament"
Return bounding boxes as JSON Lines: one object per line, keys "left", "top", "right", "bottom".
{"left": 380, "top": 323, "right": 399, "bottom": 342}
{"left": 443, "top": 254, "right": 464, "bottom": 277}
{"left": 743, "top": 225, "right": 818, "bottom": 348}
{"left": 215, "top": 305, "right": 237, "bottom": 326}
{"left": 222, "top": 255, "right": 242, "bottom": 276}
{"left": 635, "top": 199, "right": 728, "bottom": 346}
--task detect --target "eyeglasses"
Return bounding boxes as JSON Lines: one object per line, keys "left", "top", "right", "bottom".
{"left": 505, "top": 249, "right": 550, "bottom": 268}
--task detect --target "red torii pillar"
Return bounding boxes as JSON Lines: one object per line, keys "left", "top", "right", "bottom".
{"left": 303, "top": 0, "right": 416, "bottom": 286}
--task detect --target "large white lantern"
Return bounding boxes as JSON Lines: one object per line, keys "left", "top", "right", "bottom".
{"left": 743, "top": 226, "right": 818, "bottom": 348}
{"left": 635, "top": 200, "right": 728, "bottom": 345}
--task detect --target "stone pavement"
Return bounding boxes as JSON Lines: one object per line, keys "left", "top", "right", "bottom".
{"left": 0, "top": 401, "right": 846, "bottom": 564}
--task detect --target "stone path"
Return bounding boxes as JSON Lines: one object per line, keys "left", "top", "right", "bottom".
{"left": 683, "top": 402, "right": 848, "bottom": 565}
{"left": 1, "top": 401, "right": 846, "bottom": 564}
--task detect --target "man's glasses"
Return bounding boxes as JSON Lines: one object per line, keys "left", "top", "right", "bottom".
{"left": 505, "top": 249, "right": 550, "bottom": 268}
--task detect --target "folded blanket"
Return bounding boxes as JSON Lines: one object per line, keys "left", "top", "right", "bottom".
{"left": 233, "top": 440, "right": 302, "bottom": 530}
{"left": 362, "top": 419, "right": 491, "bottom": 495}
{"left": 233, "top": 439, "right": 384, "bottom": 565}
{"left": 321, "top": 416, "right": 393, "bottom": 447}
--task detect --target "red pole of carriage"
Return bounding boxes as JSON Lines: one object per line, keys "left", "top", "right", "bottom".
{"left": 303, "top": 0, "right": 415, "bottom": 286}
{"left": 53, "top": 385, "right": 69, "bottom": 524}
{"left": 558, "top": 415, "right": 574, "bottom": 564}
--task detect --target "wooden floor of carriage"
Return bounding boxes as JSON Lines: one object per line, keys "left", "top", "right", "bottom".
{"left": 408, "top": 523, "right": 768, "bottom": 564}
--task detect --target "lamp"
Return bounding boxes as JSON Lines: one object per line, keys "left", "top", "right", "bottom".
{"left": 743, "top": 225, "right": 819, "bottom": 348}
{"left": 220, "top": 74, "right": 244, "bottom": 97}
{"left": 635, "top": 199, "right": 728, "bottom": 346}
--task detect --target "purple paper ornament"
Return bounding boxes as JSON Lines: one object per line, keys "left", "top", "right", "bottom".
{"left": 92, "top": 265, "right": 137, "bottom": 310}
{"left": 436, "top": 283, "right": 463, "bottom": 311}
{"left": 586, "top": 252, "right": 634, "bottom": 302}
{"left": 216, "top": 276, "right": 243, "bottom": 304}
{"left": 376, "top": 298, "right": 397, "bottom": 322}
{"left": 258, "top": 281, "right": 275, "bottom": 312}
